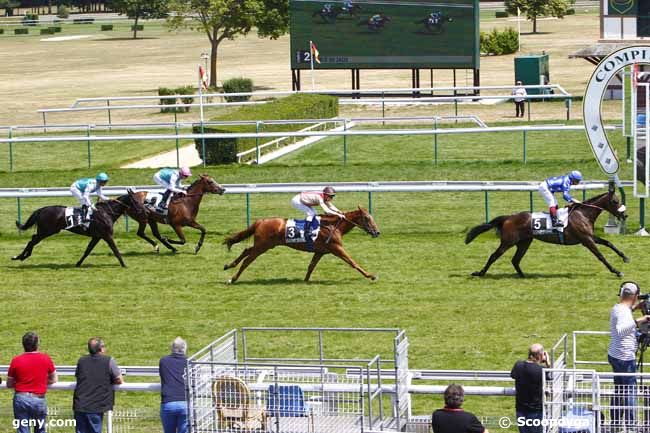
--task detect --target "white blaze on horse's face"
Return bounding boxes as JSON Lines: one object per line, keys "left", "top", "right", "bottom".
{"left": 618, "top": 205, "right": 626, "bottom": 213}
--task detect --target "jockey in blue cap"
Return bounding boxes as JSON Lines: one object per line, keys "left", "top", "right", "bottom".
{"left": 70, "top": 173, "right": 109, "bottom": 222}
{"left": 538, "top": 170, "right": 583, "bottom": 227}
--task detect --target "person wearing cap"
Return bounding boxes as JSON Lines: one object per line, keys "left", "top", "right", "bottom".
{"left": 70, "top": 173, "right": 110, "bottom": 222}
{"left": 153, "top": 167, "right": 192, "bottom": 212}
{"left": 291, "top": 186, "right": 345, "bottom": 234}
{"left": 510, "top": 344, "right": 550, "bottom": 433}
{"left": 608, "top": 281, "right": 650, "bottom": 426}
{"left": 512, "top": 81, "right": 527, "bottom": 118}
{"left": 538, "top": 171, "right": 583, "bottom": 227}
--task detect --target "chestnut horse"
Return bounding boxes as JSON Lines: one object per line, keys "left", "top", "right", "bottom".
{"left": 223, "top": 207, "right": 380, "bottom": 283}
{"left": 12, "top": 190, "right": 147, "bottom": 267}
{"left": 465, "top": 189, "right": 628, "bottom": 277}
{"left": 126, "top": 175, "right": 226, "bottom": 254}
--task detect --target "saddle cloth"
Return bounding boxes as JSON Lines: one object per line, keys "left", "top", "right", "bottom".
{"left": 64, "top": 206, "right": 91, "bottom": 230}
{"left": 531, "top": 208, "right": 569, "bottom": 235}
{"left": 286, "top": 217, "right": 321, "bottom": 251}
{"left": 144, "top": 191, "right": 169, "bottom": 217}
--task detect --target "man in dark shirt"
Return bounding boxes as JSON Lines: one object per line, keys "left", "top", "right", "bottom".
{"left": 73, "top": 338, "right": 123, "bottom": 433}
{"left": 431, "top": 384, "right": 489, "bottom": 433}
{"left": 510, "top": 343, "right": 550, "bottom": 433}
{"left": 159, "top": 337, "right": 189, "bottom": 433}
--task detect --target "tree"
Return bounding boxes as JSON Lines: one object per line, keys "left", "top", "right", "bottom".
{"left": 505, "top": 0, "right": 570, "bottom": 34}
{"left": 108, "top": 0, "right": 169, "bottom": 38}
{"left": 167, "top": 0, "right": 289, "bottom": 88}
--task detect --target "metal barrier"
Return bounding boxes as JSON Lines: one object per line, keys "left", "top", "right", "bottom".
{"left": 0, "top": 180, "right": 621, "bottom": 228}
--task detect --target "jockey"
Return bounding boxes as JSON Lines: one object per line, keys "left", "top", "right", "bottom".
{"left": 291, "top": 186, "right": 345, "bottom": 231}
{"left": 70, "top": 173, "right": 109, "bottom": 222}
{"left": 429, "top": 11, "right": 441, "bottom": 24}
{"left": 153, "top": 167, "right": 192, "bottom": 211}
{"left": 342, "top": 0, "right": 353, "bottom": 11}
{"left": 322, "top": 3, "right": 332, "bottom": 13}
{"left": 370, "top": 13, "right": 382, "bottom": 24}
{"left": 538, "top": 170, "right": 583, "bottom": 227}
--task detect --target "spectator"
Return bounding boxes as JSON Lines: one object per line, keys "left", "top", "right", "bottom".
{"left": 7, "top": 331, "right": 57, "bottom": 433}
{"left": 512, "top": 81, "right": 527, "bottom": 118}
{"left": 159, "top": 337, "right": 189, "bottom": 433}
{"left": 510, "top": 343, "right": 550, "bottom": 433}
{"left": 608, "top": 282, "right": 650, "bottom": 426}
{"left": 431, "top": 384, "right": 489, "bottom": 433}
{"left": 73, "top": 338, "right": 123, "bottom": 433}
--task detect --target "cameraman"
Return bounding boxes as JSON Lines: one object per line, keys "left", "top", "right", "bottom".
{"left": 510, "top": 344, "right": 550, "bottom": 433}
{"left": 608, "top": 281, "right": 650, "bottom": 425}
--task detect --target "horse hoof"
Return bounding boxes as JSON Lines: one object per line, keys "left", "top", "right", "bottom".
{"left": 624, "top": 256, "right": 630, "bottom": 263}
{"left": 616, "top": 271, "right": 624, "bottom": 277}
{"left": 370, "top": 274, "right": 378, "bottom": 282}
{"left": 226, "top": 278, "right": 234, "bottom": 285}
{"left": 154, "top": 245, "right": 159, "bottom": 254}
{"left": 11, "top": 256, "right": 19, "bottom": 261}
{"left": 75, "top": 263, "right": 82, "bottom": 268}
{"left": 471, "top": 271, "right": 485, "bottom": 277}
{"left": 223, "top": 264, "right": 229, "bottom": 271}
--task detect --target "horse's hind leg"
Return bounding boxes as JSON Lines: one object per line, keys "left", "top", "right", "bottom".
{"left": 471, "top": 241, "right": 514, "bottom": 277}
{"left": 227, "top": 244, "right": 272, "bottom": 284}
{"left": 136, "top": 222, "right": 159, "bottom": 253}
{"left": 76, "top": 237, "right": 101, "bottom": 267}
{"left": 582, "top": 238, "right": 622, "bottom": 277}
{"left": 511, "top": 238, "right": 533, "bottom": 277}
{"left": 149, "top": 221, "right": 176, "bottom": 253}
{"left": 224, "top": 247, "right": 252, "bottom": 270}
{"left": 12, "top": 234, "right": 43, "bottom": 261}
{"left": 305, "top": 253, "right": 325, "bottom": 282}
{"left": 593, "top": 236, "right": 629, "bottom": 263}
{"left": 166, "top": 225, "right": 187, "bottom": 245}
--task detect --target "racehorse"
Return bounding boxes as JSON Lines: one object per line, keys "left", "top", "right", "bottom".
{"left": 223, "top": 207, "right": 380, "bottom": 283}
{"left": 465, "top": 188, "right": 628, "bottom": 277}
{"left": 312, "top": 5, "right": 361, "bottom": 22}
{"left": 12, "top": 190, "right": 147, "bottom": 268}
{"left": 415, "top": 14, "right": 453, "bottom": 34}
{"left": 359, "top": 15, "right": 390, "bottom": 31}
{"left": 126, "top": 175, "right": 226, "bottom": 254}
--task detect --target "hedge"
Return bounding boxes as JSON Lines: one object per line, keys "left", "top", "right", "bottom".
{"left": 73, "top": 18, "right": 94, "bottom": 24}
{"left": 222, "top": 78, "right": 253, "bottom": 102}
{"left": 22, "top": 14, "right": 38, "bottom": 26}
{"left": 14, "top": 28, "right": 28, "bottom": 35}
{"left": 0, "top": 29, "right": 4, "bottom": 35}
{"left": 40, "top": 28, "right": 53, "bottom": 35}
{"left": 566, "top": 8, "right": 575, "bottom": 15}
{"left": 101, "top": 24, "right": 113, "bottom": 31}
{"left": 495, "top": 11, "right": 508, "bottom": 18}
{"left": 49, "top": 26, "right": 61, "bottom": 33}
{"left": 194, "top": 94, "right": 339, "bottom": 164}
{"left": 158, "top": 86, "right": 195, "bottom": 113}
{"left": 131, "top": 25, "right": 144, "bottom": 31}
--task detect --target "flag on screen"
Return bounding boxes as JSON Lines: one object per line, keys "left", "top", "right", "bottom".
{"left": 199, "top": 66, "right": 209, "bottom": 89}
{"left": 310, "top": 41, "right": 321, "bottom": 64}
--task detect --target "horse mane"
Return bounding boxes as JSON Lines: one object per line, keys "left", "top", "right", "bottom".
{"left": 584, "top": 191, "right": 609, "bottom": 204}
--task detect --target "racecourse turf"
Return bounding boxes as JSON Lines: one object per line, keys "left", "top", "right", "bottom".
{"left": 0, "top": 119, "right": 644, "bottom": 431}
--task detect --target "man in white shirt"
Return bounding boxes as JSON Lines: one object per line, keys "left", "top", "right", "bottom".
{"left": 512, "top": 81, "right": 527, "bottom": 118}
{"left": 608, "top": 281, "right": 650, "bottom": 426}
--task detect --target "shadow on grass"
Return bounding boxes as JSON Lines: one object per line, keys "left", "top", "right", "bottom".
{"left": 97, "top": 37, "right": 160, "bottom": 41}
{"left": 452, "top": 272, "right": 597, "bottom": 279}
{"left": 224, "top": 277, "right": 339, "bottom": 286}
{"left": 7, "top": 262, "right": 121, "bottom": 269}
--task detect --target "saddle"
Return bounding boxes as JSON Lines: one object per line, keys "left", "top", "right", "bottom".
{"left": 531, "top": 208, "right": 569, "bottom": 235}
{"left": 64, "top": 206, "right": 92, "bottom": 230}
{"left": 286, "top": 217, "right": 321, "bottom": 252}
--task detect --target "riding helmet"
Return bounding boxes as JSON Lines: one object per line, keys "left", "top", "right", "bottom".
{"left": 96, "top": 172, "right": 109, "bottom": 182}
{"left": 323, "top": 186, "right": 336, "bottom": 197}
{"left": 179, "top": 167, "right": 192, "bottom": 177}
{"left": 569, "top": 170, "right": 583, "bottom": 182}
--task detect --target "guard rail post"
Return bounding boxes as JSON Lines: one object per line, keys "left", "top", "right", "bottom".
{"left": 343, "top": 119, "right": 348, "bottom": 165}
{"left": 484, "top": 191, "right": 489, "bottom": 223}
{"left": 8, "top": 127, "right": 13, "bottom": 172}
{"left": 565, "top": 98, "right": 571, "bottom": 121}
{"left": 641, "top": 198, "right": 646, "bottom": 232}
{"left": 175, "top": 121, "right": 180, "bottom": 168}
{"left": 529, "top": 191, "right": 533, "bottom": 212}
{"left": 42, "top": 112, "right": 47, "bottom": 133}
{"left": 17, "top": 197, "right": 22, "bottom": 225}
{"left": 255, "top": 121, "right": 262, "bottom": 164}
{"left": 527, "top": 99, "right": 531, "bottom": 122}
{"left": 246, "top": 193, "right": 251, "bottom": 226}
{"left": 523, "top": 130, "right": 527, "bottom": 163}
{"left": 433, "top": 118, "right": 438, "bottom": 164}
{"left": 381, "top": 91, "right": 385, "bottom": 124}
{"left": 107, "top": 100, "right": 112, "bottom": 131}
{"left": 86, "top": 125, "right": 93, "bottom": 168}
{"left": 368, "top": 192, "right": 373, "bottom": 214}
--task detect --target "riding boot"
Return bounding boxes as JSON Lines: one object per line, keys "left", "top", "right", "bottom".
{"left": 305, "top": 216, "right": 313, "bottom": 238}
{"left": 158, "top": 190, "right": 171, "bottom": 212}
{"left": 550, "top": 206, "right": 562, "bottom": 227}
{"left": 81, "top": 204, "right": 89, "bottom": 223}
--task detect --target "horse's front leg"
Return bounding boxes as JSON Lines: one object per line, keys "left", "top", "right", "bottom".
{"left": 593, "top": 236, "right": 630, "bottom": 263}
{"left": 136, "top": 222, "right": 159, "bottom": 253}
{"left": 149, "top": 221, "right": 176, "bottom": 253}
{"left": 76, "top": 237, "right": 101, "bottom": 267}
{"left": 329, "top": 244, "right": 376, "bottom": 281}
{"left": 187, "top": 220, "right": 207, "bottom": 254}
{"left": 582, "top": 238, "right": 622, "bottom": 277}
{"left": 166, "top": 224, "right": 187, "bottom": 246}
{"left": 103, "top": 236, "right": 127, "bottom": 268}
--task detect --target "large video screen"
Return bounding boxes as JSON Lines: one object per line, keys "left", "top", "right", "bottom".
{"left": 290, "top": 0, "right": 479, "bottom": 70}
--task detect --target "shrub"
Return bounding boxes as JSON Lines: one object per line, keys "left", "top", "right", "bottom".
{"left": 158, "top": 86, "right": 196, "bottom": 113}
{"left": 49, "top": 26, "right": 61, "bottom": 33}
{"left": 222, "top": 77, "right": 254, "bottom": 102}
{"left": 566, "top": 8, "right": 575, "bottom": 15}
{"left": 131, "top": 24, "right": 144, "bottom": 31}
{"left": 0, "top": 29, "right": 4, "bottom": 35}
{"left": 480, "top": 27, "right": 518, "bottom": 56}
{"left": 194, "top": 94, "right": 339, "bottom": 164}
{"left": 14, "top": 28, "right": 28, "bottom": 35}
{"left": 73, "top": 18, "right": 94, "bottom": 24}
{"left": 56, "top": 5, "right": 69, "bottom": 18}
{"left": 40, "top": 28, "right": 53, "bottom": 35}
{"left": 495, "top": 11, "right": 508, "bottom": 18}
{"left": 101, "top": 24, "right": 113, "bottom": 31}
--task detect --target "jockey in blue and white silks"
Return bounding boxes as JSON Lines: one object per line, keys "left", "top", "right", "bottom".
{"left": 153, "top": 167, "right": 192, "bottom": 211}
{"left": 538, "top": 170, "right": 583, "bottom": 227}
{"left": 342, "top": 0, "right": 353, "bottom": 11}
{"left": 70, "top": 173, "right": 109, "bottom": 221}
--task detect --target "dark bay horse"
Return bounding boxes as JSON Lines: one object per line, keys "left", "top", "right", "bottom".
{"left": 465, "top": 189, "right": 628, "bottom": 277}
{"left": 12, "top": 190, "right": 147, "bottom": 267}
{"left": 127, "top": 175, "right": 225, "bottom": 254}
{"left": 223, "top": 207, "right": 380, "bottom": 283}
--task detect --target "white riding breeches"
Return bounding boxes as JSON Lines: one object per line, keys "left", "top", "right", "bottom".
{"left": 70, "top": 185, "right": 91, "bottom": 207}
{"left": 291, "top": 195, "right": 317, "bottom": 219}
{"left": 153, "top": 173, "right": 172, "bottom": 190}
{"left": 538, "top": 182, "right": 557, "bottom": 208}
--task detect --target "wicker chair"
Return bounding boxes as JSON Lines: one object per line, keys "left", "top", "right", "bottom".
{"left": 213, "top": 376, "right": 266, "bottom": 431}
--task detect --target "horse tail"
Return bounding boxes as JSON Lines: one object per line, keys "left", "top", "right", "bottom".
{"left": 223, "top": 222, "right": 257, "bottom": 251}
{"left": 465, "top": 215, "right": 509, "bottom": 244}
{"left": 16, "top": 209, "right": 41, "bottom": 231}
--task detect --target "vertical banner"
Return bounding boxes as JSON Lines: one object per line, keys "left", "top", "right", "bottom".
{"left": 623, "top": 65, "right": 632, "bottom": 137}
